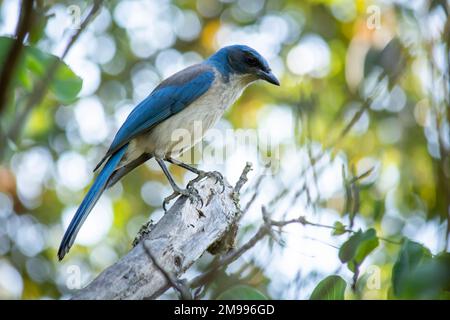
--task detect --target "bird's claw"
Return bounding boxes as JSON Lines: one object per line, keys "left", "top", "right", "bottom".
{"left": 187, "top": 171, "right": 225, "bottom": 193}
{"left": 163, "top": 186, "right": 203, "bottom": 211}
{"left": 208, "top": 171, "right": 225, "bottom": 192}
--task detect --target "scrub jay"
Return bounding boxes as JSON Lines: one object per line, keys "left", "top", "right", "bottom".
{"left": 58, "top": 45, "right": 279, "bottom": 260}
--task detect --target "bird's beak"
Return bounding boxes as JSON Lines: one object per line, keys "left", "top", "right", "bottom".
{"left": 258, "top": 70, "right": 280, "bottom": 86}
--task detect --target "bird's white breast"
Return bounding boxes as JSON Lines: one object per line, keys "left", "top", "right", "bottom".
{"left": 128, "top": 71, "right": 250, "bottom": 161}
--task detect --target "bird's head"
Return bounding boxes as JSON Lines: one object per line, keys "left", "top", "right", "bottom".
{"left": 207, "top": 45, "right": 280, "bottom": 86}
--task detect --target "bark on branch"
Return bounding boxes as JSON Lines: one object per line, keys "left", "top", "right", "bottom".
{"left": 72, "top": 176, "right": 241, "bottom": 300}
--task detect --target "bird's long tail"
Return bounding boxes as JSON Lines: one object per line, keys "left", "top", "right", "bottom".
{"left": 57, "top": 145, "right": 128, "bottom": 260}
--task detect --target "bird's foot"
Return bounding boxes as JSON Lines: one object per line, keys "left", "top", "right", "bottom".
{"left": 163, "top": 185, "right": 203, "bottom": 211}
{"left": 187, "top": 170, "right": 225, "bottom": 192}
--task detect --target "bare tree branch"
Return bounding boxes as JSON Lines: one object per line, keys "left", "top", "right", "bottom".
{"left": 233, "top": 162, "right": 253, "bottom": 194}
{"left": 72, "top": 174, "right": 244, "bottom": 300}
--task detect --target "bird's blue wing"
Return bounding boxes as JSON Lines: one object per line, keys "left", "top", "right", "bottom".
{"left": 95, "top": 64, "right": 215, "bottom": 170}
{"left": 58, "top": 64, "right": 215, "bottom": 259}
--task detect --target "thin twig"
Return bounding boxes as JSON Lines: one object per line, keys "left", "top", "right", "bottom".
{"left": 191, "top": 205, "right": 401, "bottom": 290}
{"left": 351, "top": 263, "right": 360, "bottom": 291}
{"left": 191, "top": 207, "right": 306, "bottom": 289}
{"left": 142, "top": 241, "right": 192, "bottom": 300}
{"left": 305, "top": 115, "right": 320, "bottom": 208}
{"left": 336, "top": 99, "right": 371, "bottom": 142}
{"left": 241, "top": 166, "right": 268, "bottom": 216}
{"left": 301, "top": 235, "right": 340, "bottom": 249}
{"left": 299, "top": 217, "right": 402, "bottom": 244}
{"left": 234, "top": 162, "right": 253, "bottom": 194}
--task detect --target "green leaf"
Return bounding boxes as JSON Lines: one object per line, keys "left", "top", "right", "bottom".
{"left": 392, "top": 241, "right": 450, "bottom": 299}
{"left": 392, "top": 239, "right": 432, "bottom": 298}
{"left": 216, "top": 285, "right": 268, "bottom": 300}
{"left": 26, "top": 44, "right": 82, "bottom": 104}
{"left": 332, "top": 221, "right": 346, "bottom": 235}
{"left": 52, "top": 63, "right": 83, "bottom": 104}
{"left": 0, "top": 36, "right": 82, "bottom": 104}
{"left": 310, "top": 275, "right": 346, "bottom": 300}
{"left": 338, "top": 229, "right": 379, "bottom": 269}
{"left": 26, "top": 46, "right": 50, "bottom": 75}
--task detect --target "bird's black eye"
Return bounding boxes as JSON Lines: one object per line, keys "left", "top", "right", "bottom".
{"left": 245, "top": 55, "right": 259, "bottom": 67}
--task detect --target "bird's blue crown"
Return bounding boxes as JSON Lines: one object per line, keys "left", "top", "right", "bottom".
{"left": 206, "top": 45, "right": 271, "bottom": 82}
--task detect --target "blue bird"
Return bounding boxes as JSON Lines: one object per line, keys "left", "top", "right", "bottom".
{"left": 58, "top": 45, "right": 279, "bottom": 260}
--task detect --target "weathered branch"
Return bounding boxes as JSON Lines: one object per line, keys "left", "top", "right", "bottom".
{"left": 142, "top": 242, "right": 192, "bottom": 300}
{"left": 72, "top": 175, "right": 243, "bottom": 300}
{"left": 70, "top": 155, "right": 399, "bottom": 300}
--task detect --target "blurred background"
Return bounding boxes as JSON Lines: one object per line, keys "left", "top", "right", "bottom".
{"left": 0, "top": 0, "right": 449, "bottom": 299}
